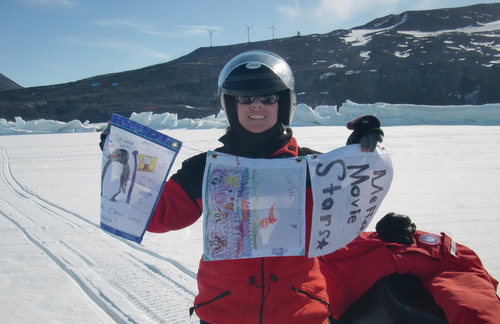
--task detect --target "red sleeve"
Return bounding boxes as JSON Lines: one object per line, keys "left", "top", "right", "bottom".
{"left": 147, "top": 178, "right": 202, "bottom": 233}
{"left": 413, "top": 233, "right": 500, "bottom": 324}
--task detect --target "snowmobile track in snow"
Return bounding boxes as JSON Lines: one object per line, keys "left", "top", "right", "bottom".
{"left": 0, "top": 147, "right": 199, "bottom": 323}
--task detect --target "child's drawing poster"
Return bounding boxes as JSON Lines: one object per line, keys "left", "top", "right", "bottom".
{"left": 202, "top": 152, "right": 307, "bottom": 261}
{"left": 100, "top": 114, "right": 182, "bottom": 243}
{"left": 307, "top": 144, "right": 393, "bottom": 257}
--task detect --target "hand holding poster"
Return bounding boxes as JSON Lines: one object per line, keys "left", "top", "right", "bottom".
{"left": 307, "top": 144, "right": 393, "bottom": 257}
{"left": 100, "top": 114, "right": 182, "bottom": 243}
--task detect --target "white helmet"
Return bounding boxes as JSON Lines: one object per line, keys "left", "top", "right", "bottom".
{"left": 218, "top": 50, "right": 296, "bottom": 127}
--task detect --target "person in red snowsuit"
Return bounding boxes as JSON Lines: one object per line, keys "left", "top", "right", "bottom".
{"left": 320, "top": 212, "right": 500, "bottom": 324}
{"left": 145, "top": 50, "right": 383, "bottom": 323}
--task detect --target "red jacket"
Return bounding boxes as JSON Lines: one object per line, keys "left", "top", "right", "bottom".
{"left": 148, "top": 137, "right": 331, "bottom": 323}
{"left": 320, "top": 231, "right": 500, "bottom": 324}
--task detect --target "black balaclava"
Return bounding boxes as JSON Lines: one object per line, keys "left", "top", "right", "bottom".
{"left": 218, "top": 121, "right": 292, "bottom": 158}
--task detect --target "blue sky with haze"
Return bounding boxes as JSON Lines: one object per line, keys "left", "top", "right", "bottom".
{"left": 1, "top": 0, "right": 497, "bottom": 87}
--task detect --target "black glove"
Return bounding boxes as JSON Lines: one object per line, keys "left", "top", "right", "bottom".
{"left": 375, "top": 212, "right": 416, "bottom": 245}
{"left": 99, "top": 122, "right": 111, "bottom": 151}
{"left": 346, "top": 115, "right": 384, "bottom": 152}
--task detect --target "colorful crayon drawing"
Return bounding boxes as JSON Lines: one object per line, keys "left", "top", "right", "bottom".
{"left": 205, "top": 165, "right": 252, "bottom": 260}
{"left": 203, "top": 152, "right": 307, "bottom": 261}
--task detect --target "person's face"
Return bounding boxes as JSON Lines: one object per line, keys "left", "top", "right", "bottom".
{"left": 236, "top": 95, "right": 279, "bottom": 133}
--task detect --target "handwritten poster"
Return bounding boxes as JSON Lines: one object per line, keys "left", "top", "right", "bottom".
{"left": 202, "top": 151, "right": 307, "bottom": 261}
{"left": 100, "top": 114, "right": 182, "bottom": 243}
{"left": 307, "top": 144, "right": 393, "bottom": 257}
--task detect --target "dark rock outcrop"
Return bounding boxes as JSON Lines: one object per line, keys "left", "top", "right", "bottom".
{"left": 0, "top": 73, "right": 23, "bottom": 92}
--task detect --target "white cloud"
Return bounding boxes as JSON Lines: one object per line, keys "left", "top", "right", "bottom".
{"left": 175, "top": 25, "right": 224, "bottom": 36}
{"left": 310, "top": 0, "right": 403, "bottom": 22}
{"left": 20, "top": 0, "right": 78, "bottom": 9}
{"left": 95, "top": 42, "right": 170, "bottom": 60}
{"left": 277, "top": 0, "right": 302, "bottom": 19}
{"left": 64, "top": 36, "right": 171, "bottom": 60}
{"left": 95, "top": 18, "right": 168, "bottom": 36}
{"left": 95, "top": 19, "right": 222, "bottom": 38}
{"left": 95, "top": 18, "right": 150, "bottom": 30}
{"left": 276, "top": 0, "right": 414, "bottom": 29}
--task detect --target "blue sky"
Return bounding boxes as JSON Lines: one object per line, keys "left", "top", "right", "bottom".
{"left": 1, "top": 0, "right": 497, "bottom": 87}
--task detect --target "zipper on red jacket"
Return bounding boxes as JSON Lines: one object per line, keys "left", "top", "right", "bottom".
{"left": 247, "top": 258, "right": 278, "bottom": 324}
{"left": 260, "top": 258, "right": 265, "bottom": 324}
{"left": 189, "top": 290, "right": 231, "bottom": 317}
{"left": 291, "top": 286, "right": 331, "bottom": 314}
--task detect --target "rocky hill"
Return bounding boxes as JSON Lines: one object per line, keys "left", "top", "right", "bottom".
{"left": 0, "top": 73, "right": 23, "bottom": 92}
{"left": 1, "top": 3, "right": 499, "bottom": 123}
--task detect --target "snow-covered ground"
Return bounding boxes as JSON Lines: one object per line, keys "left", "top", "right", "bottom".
{"left": 1, "top": 102, "right": 499, "bottom": 323}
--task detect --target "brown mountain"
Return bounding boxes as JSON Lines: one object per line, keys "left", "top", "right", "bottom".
{"left": 1, "top": 3, "right": 499, "bottom": 123}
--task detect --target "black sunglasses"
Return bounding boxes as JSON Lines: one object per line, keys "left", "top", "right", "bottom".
{"left": 235, "top": 94, "right": 279, "bottom": 105}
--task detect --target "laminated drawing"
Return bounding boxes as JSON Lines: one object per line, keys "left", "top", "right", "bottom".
{"left": 202, "top": 144, "right": 393, "bottom": 260}
{"left": 202, "top": 151, "right": 308, "bottom": 261}
{"left": 100, "top": 114, "right": 182, "bottom": 243}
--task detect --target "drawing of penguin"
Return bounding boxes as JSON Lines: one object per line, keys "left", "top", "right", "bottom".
{"left": 101, "top": 148, "right": 130, "bottom": 202}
